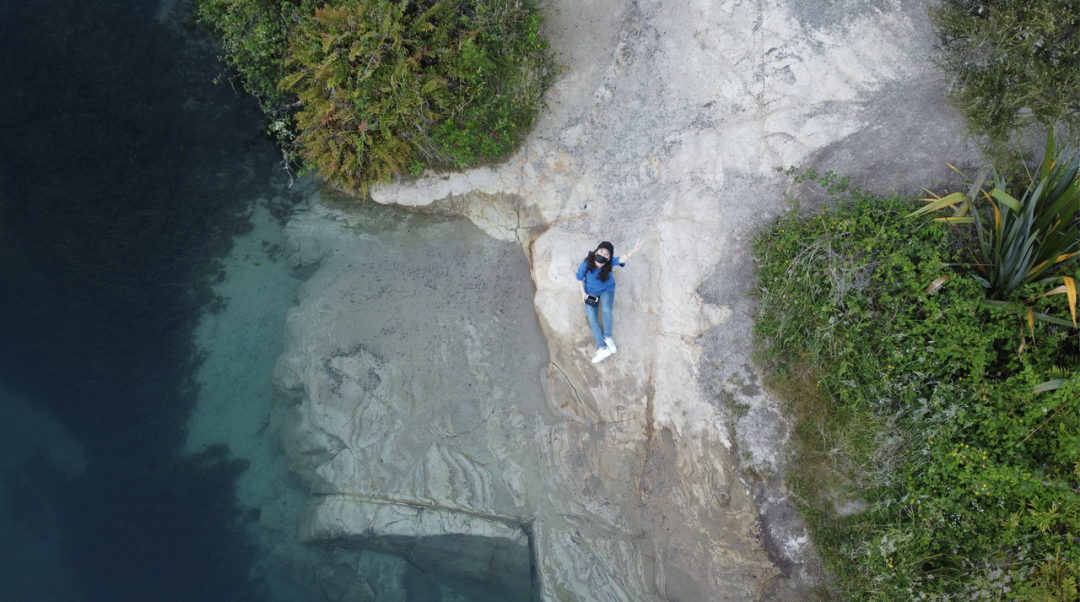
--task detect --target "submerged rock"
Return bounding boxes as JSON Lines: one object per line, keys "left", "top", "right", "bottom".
{"left": 275, "top": 203, "right": 550, "bottom": 599}
{"left": 300, "top": 496, "right": 532, "bottom": 601}
{"left": 275, "top": 197, "right": 774, "bottom": 600}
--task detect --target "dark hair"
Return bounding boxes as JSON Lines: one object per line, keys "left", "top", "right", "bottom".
{"left": 583, "top": 249, "right": 613, "bottom": 282}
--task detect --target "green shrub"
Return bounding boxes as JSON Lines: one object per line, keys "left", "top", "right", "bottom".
{"left": 198, "top": 0, "right": 551, "bottom": 193}
{"left": 754, "top": 181, "right": 1079, "bottom": 600}
{"left": 429, "top": 1, "right": 550, "bottom": 169}
{"left": 281, "top": 0, "right": 461, "bottom": 191}
{"left": 196, "top": 0, "right": 309, "bottom": 117}
{"left": 930, "top": 0, "right": 1080, "bottom": 146}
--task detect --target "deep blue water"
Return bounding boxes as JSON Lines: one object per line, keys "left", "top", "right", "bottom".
{"left": 0, "top": 0, "right": 295, "bottom": 599}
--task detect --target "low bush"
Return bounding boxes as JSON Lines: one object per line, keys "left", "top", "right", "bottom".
{"left": 280, "top": 0, "right": 460, "bottom": 190}
{"left": 930, "top": 0, "right": 1080, "bottom": 146}
{"left": 427, "top": 0, "right": 550, "bottom": 169}
{"left": 754, "top": 174, "right": 1079, "bottom": 600}
{"left": 196, "top": 0, "right": 306, "bottom": 115}
{"left": 198, "top": 0, "right": 551, "bottom": 193}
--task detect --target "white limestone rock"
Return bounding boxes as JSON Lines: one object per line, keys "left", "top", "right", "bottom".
{"left": 275, "top": 0, "right": 984, "bottom": 599}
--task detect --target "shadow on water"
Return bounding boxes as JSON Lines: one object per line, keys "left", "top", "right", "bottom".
{"left": 0, "top": 0, "right": 294, "bottom": 599}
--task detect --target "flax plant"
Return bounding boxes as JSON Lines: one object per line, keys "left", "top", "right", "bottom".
{"left": 908, "top": 132, "right": 1079, "bottom": 325}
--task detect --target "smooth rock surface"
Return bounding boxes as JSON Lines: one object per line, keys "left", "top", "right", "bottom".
{"left": 276, "top": 0, "right": 984, "bottom": 600}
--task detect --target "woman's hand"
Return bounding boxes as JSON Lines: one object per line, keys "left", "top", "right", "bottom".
{"left": 625, "top": 239, "right": 644, "bottom": 259}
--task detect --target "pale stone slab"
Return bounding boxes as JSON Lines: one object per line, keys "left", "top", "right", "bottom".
{"left": 276, "top": 0, "right": 983, "bottom": 599}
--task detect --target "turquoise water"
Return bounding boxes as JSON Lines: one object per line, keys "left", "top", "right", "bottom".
{"left": 0, "top": 0, "right": 296, "bottom": 599}
{"left": 0, "top": 1, "right": 539, "bottom": 600}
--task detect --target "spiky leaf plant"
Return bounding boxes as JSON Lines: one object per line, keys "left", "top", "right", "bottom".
{"left": 909, "top": 132, "right": 1079, "bottom": 303}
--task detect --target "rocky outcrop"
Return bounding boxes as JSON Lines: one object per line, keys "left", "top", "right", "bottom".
{"left": 273, "top": 0, "right": 983, "bottom": 600}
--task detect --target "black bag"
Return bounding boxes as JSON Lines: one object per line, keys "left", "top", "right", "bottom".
{"left": 585, "top": 295, "right": 599, "bottom": 307}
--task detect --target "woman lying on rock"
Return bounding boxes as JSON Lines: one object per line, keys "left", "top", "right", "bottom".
{"left": 576, "top": 239, "right": 644, "bottom": 363}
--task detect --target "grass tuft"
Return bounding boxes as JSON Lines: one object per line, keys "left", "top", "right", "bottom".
{"left": 930, "top": 0, "right": 1080, "bottom": 150}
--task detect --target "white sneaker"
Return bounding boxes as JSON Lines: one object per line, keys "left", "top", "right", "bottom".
{"left": 604, "top": 337, "right": 617, "bottom": 354}
{"left": 591, "top": 347, "right": 613, "bottom": 363}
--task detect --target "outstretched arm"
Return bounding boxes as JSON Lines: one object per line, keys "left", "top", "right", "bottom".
{"left": 621, "top": 239, "right": 644, "bottom": 263}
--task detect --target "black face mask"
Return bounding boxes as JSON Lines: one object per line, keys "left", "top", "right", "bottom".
{"left": 593, "top": 255, "right": 609, "bottom": 264}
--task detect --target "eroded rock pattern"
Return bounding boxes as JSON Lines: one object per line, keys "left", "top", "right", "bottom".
{"left": 273, "top": 0, "right": 983, "bottom": 600}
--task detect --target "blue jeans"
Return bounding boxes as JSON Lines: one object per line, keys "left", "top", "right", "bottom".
{"left": 585, "top": 290, "right": 614, "bottom": 349}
